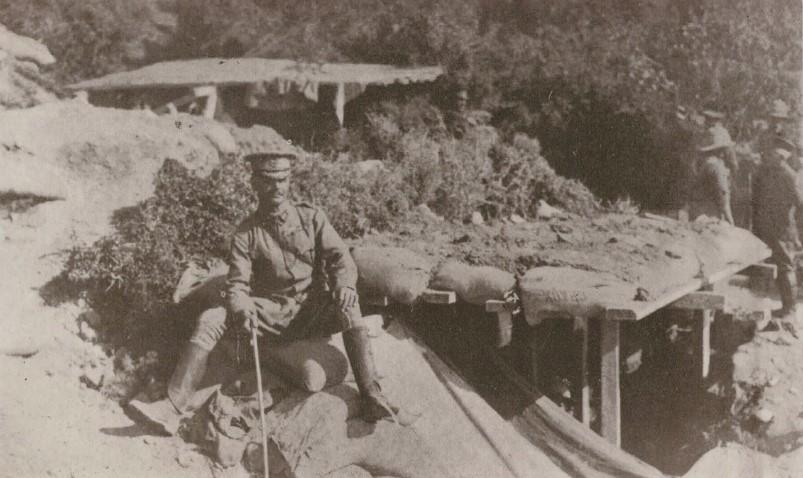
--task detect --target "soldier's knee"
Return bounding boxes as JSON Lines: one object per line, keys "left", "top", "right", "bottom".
{"left": 190, "top": 306, "right": 227, "bottom": 351}
{"left": 338, "top": 303, "right": 364, "bottom": 330}
{"left": 299, "top": 361, "right": 328, "bottom": 392}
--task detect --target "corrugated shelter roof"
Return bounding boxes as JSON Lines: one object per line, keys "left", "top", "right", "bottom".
{"left": 68, "top": 58, "right": 444, "bottom": 91}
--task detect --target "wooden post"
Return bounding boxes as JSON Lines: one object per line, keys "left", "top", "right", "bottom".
{"left": 574, "top": 318, "right": 591, "bottom": 427}
{"left": 192, "top": 85, "right": 218, "bottom": 119}
{"left": 529, "top": 326, "right": 539, "bottom": 388}
{"left": 495, "top": 310, "right": 514, "bottom": 348}
{"left": 421, "top": 289, "right": 457, "bottom": 304}
{"left": 486, "top": 300, "right": 514, "bottom": 348}
{"left": 334, "top": 82, "right": 345, "bottom": 126}
{"left": 693, "top": 310, "right": 713, "bottom": 379}
{"left": 600, "top": 319, "right": 621, "bottom": 447}
{"left": 364, "top": 295, "right": 390, "bottom": 307}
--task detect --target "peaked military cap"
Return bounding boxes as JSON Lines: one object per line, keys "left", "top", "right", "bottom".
{"left": 245, "top": 151, "right": 297, "bottom": 179}
{"left": 701, "top": 109, "right": 725, "bottom": 120}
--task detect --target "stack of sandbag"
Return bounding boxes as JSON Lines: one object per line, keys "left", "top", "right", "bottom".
{"left": 351, "top": 246, "right": 433, "bottom": 304}
{"left": 430, "top": 260, "right": 516, "bottom": 305}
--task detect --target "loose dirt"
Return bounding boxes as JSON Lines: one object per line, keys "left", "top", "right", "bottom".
{"left": 0, "top": 199, "right": 215, "bottom": 477}
{"left": 355, "top": 210, "right": 767, "bottom": 307}
{"left": 0, "top": 101, "right": 291, "bottom": 477}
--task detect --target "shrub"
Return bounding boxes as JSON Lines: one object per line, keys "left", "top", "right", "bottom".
{"left": 292, "top": 154, "right": 411, "bottom": 238}
{"left": 62, "top": 156, "right": 254, "bottom": 342}
{"left": 488, "top": 134, "right": 599, "bottom": 217}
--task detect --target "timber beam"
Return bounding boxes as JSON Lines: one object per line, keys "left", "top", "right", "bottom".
{"left": 668, "top": 291, "right": 725, "bottom": 311}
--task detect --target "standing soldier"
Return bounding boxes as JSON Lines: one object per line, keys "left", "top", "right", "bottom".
{"left": 753, "top": 137, "right": 803, "bottom": 327}
{"left": 130, "top": 151, "right": 415, "bottom": 434}
{"left": 761, "top": 100, "right": 802, "bottom": 245}
{"left": 766, "top": 100, "right": 794, "bottom": 140}
{"left": 690, "top": 124, "right": 736, "bottom": 224}
{"left": 444, "top": 88, "right": 471, "bottom": 139}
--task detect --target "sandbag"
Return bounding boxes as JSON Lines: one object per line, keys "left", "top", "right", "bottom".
{"left": 262, "top": 335, "right": 350, "bottom": 393}
{"left": 260, "top": 317, "right": 384, "bottom": 393}
{"left": 430, "top": 260, "right": 515, "bottom": 305}
{"left": 351, "top": 247, "right": 433, "bottom": 305}
{"left": 519, "top": 267, "right": 637, "bottom": 324}
{"left": 172, "top": 260, "right": 228, "bottom": 309}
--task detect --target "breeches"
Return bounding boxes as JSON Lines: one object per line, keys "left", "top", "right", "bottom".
{"left": 190, "top": 294, "right": 363, "bottom": 352}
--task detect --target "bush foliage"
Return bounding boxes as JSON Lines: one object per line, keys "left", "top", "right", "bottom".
{"left": 63, "top": 157, "right": 253, "bottom": 339}
{"left": 4, "top": 0, "right": 796, "bottom": 207}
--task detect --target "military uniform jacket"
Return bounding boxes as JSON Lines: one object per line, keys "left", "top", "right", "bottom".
{"left": 225, "top": 202, "right": 358, "bottom": 318}
{"left": 691, "top": 156, "right": 731, "bottom": 221}
{"left": 752, "top": 160, "right": 803, "bottom": 243}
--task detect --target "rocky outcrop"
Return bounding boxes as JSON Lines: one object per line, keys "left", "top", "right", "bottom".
{"left": 0, "top": 23, "right": 57, "bottom": 109}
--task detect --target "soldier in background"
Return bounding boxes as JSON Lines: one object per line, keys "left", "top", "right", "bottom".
{"left": 765, "top": 100, "right": 795, "bottom": 144}
{"left": 753, "top": 137, "right": 803, "bottom": 329}
{"left": 444, "top": 88, "right": 471, "bottom": 139}
{"left": 689, "top": 124, "right": 736, "bottom": 225}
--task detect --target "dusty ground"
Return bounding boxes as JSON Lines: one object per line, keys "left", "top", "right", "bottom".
{"left": 0, "top": 199, "right": 217, "bottom": 477}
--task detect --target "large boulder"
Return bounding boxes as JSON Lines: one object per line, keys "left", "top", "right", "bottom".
{"left": 0, "top": 101, "right": 236, "bottom": 213}
{"left": 0, "top": 23, "right": 57, "bottom": 110}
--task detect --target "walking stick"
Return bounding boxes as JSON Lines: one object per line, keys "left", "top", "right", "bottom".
{"left": 250, "top": 320, "right": 270, "bottom": 478}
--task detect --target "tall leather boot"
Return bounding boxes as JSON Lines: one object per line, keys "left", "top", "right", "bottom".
{"left": 167, "top": 343, "right": 210, "bottom": 411}
{"left": 129, "top": 343, "right": 209, "bottom": 435}
{"left": 342, "top": 327, "right": 418, "bottom": 426}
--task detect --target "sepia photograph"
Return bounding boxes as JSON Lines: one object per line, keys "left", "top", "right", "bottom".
{"left": 0, "top": 1, "right": 801, "bottom": 476}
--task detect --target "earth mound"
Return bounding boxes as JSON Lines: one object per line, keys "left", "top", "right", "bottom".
{"left": 0, "top": 23, "right": 57, "bottom": 110}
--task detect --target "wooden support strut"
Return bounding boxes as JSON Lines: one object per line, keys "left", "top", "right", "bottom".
{"left": 422, "top": 289, "right": 457, "bottom": 304}
{"left": 363, "top": 295, "right": 390, "bottom": 307}
{"left": 668, "top": 291, "right": 725, "bottom": 311}
{"left": 486, "top": 300, "right": 513, "bottom": 348}
{"left": 574, "top": 318, "right": 591, "bottom": 427}
{"left": 694, "top": 310, "right": 714, "bottom": 379}
{"left": 600, "top": 319, "right": 621, "bottom": 447}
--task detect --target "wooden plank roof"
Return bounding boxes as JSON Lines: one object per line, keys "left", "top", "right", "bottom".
{"left": 68, "top": 58, "right": 444, "bottom": 91}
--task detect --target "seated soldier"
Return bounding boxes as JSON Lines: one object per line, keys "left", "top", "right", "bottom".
{"left": 130, "top": 150, "right": 414, "bottom": 434}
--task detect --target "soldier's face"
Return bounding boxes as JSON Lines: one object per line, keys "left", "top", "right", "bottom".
{"left": 252, "top": 173, "right": 290, "bottom": 208}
